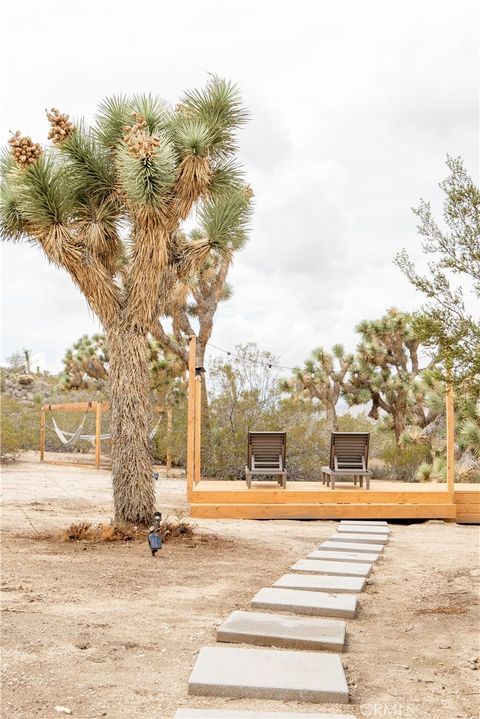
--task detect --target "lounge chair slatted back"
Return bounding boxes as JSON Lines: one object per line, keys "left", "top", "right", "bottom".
{"left": 248, "top": 432, "right": 286, "bottom": 470}
{"left": 329, "top": 432, "right": 369, "bottom": 471}
{"left": 322, "top": 432, "right": 371, "bottom": 489}
{"left": 245, "top": 432, "right": 287, "bottom": 488}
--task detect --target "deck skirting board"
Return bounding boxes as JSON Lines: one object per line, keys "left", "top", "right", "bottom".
{"left": 190, "top": 502, "right": 457, "bottom": 520}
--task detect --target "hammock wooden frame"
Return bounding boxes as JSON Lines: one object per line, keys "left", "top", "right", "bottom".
{"left": 40, "top": 401, "right": 168, "bottom": 470}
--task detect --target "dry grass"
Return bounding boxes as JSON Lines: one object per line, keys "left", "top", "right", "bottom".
{"left": 23, "top": 510, "right": 204, "bottom": 545}
{"left": 415, "top": 605, "right": 470, "bottom": 615}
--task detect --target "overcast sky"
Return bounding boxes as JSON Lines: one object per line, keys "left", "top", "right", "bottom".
{"left": 1, "top": 0, "right": 478, "bottom": 374}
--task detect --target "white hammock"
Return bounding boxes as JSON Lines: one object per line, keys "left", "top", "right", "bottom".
{"left": 49, "top": 415, "right": 162, "bottom": 446}
{"left": 51, "top": 416, "right": 88, "bottom": 446}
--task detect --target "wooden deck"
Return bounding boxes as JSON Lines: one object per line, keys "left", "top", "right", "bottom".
{"left": 190, "top": 479, "right": 480, "bottom": 522}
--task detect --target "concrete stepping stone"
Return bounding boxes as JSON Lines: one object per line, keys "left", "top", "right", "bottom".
{"left": 188, "top": 646, "right": 349, "bottom": 702}
{"left": 308, "top": 549, "right": 380, "bottom": 563}
{"left": 217, "top": 609, "right": 346, "bottom": 651}
{"left": 319, "top": 540, "right": 384, "bottom": 554}
{"left": 291, "top": 559, "right": 373, "bottom": 577}
{"left": 340, "top": 520, "right": 388, "bottom": 526}
{"left": 251, "top": 587, "right": 357, "bottom": 618}
{"left": 337, "top": 525, "right": 389, "bottom": 535}
{"left": 330, "top": 532, "right": 388, "bottom": 545}
{"left": 274, "top": 573, "right": 366, "bottom": 594}
{"left": 176, "top": 711, "right": 357, "bottom": 719}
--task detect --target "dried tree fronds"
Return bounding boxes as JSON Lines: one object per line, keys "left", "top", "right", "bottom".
{"left": 125, "top": 208, "right": 169, "bottom": 329}
{"left": 173, "top": 154, "right": 212, "bottom": 222}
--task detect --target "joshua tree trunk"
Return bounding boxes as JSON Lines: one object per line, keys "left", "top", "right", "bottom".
{"left": 107, "top": 323, "right": 155, "bottom": 524}
{"left": 326, "top": 406, "right": 338, "bottom": 432}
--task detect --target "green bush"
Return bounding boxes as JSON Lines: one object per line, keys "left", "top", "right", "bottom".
{"left": 1, "top": 397, "right": 39, "bottom": 460}
{"left": 380, "top": 441, "right": 431, "bottom": 481}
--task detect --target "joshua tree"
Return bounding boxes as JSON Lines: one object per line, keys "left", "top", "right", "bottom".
{"left": 153, "top": 186, "right": 252, "bottom": 413}
{"left": 60, "top": 332, "right": 184, "bottom": 401}
{"left": 1, "top": 78, "right": 251, "bottom": 523}
{"left": 23, "top": 348, "right": 32, "bottom": 374}
{"left": 60, "top": 334, "right": 109, "bottom": 389}
{"left": 282, "top": 345, "right": 353, "bottom": 430}
{"left": 344, "top": 308, "right": 435, "bottom": 444}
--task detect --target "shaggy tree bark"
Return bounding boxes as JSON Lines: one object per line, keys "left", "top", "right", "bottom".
{"left": 107, "top": 323, "right": 154, "bottom": 524}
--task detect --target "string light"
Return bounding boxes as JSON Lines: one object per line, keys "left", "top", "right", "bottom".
{"left": 206, "top": 342, "right": 296, "bottom": 372}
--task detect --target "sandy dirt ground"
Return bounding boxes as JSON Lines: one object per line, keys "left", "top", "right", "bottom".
{"left": 1, "top": 454, "right": 479, "bottom": 719}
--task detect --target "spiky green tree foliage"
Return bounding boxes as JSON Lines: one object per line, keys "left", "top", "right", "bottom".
{"left": 282, "top": 345, "right": 353, "bottom": 431}
{"left": 344, "top": 308, "right": 437, "bottom": 444}
{"left": 60, "top": 332, "right": 184, "bottom": 404}
{"left": 153, "top": 185, "right": 252, "bottom": 423}
{"left": 395, "top": 156, "right": 480, "bottom": 392}
{"left": 60, "top": 334, "right": 109, "bottom": 390}
{"left": 1, "top": 78, "right": 251, "bottom": 523}
{"left": 410, "top": 388, "right": 480, "bottom": 482}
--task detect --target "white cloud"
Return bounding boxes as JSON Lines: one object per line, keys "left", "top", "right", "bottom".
{"left": 1, "top": 0, "right": 478, "bottom": 373}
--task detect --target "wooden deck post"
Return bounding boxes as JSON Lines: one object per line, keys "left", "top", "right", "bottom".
{"left": 40, "top": 409, "right": 46, "bottom": 462}
{"left": 446, "top": 382, "right": 455, "bottom": 492}
{"left": 194, "top": 372, "right": 202, "bottom": 485}
{"left": 186, "top": 336, "right": 196, "bottom": 500}
{"left": 95, "top": 401, "right": 102, "bottom": 470}
{"left": 166, "top": 407, "right": 173, "bottom": 476}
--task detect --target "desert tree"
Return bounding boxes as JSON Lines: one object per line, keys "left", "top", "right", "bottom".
{"left": 344, "top": 308, "right": 437, "bottom": 444}
{"left": 60, "top": 332, "right": 184, "bottom": 403}
{"left": 154, "top": 184, "right": 253, "bottom": 409}
{"left": 1, "top": 78, "right": 251, "bottom": 523}
{"left": 282, "top": 345, "right": 353, "bottom": 430}
{"left": 60, "top": 334, "right": 109, "bottom": 390}
{"left": 395, "top": 156, "right": 480, "bottom": 392}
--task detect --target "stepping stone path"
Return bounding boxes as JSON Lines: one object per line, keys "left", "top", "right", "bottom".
{"left": 340, "top": 520, "right": 388, "bottom": 526}
{"left": 182, "top": 520, "right": 391, "bottom": 716}
{"left": 330, "top": 532, "right": 388, "bottom": 544}
{"left": 308, "top": 549, "right": 380, "bottom": 563}
{"left": 319, "top": 540, "right": 384, "bottom": 553}
{"left": 188, "top": 646, "right": 349, "bottom": 702}
{"left": 291, "top": 558, "right": 373, "bottom": 577}
{"left": 337, "top": 525, "right": 389, "bottom": 535}
{"left": 273, "top": 573, "right": 366, "bottom": 594}
{"left": 176, "top": 711, "right": 357, "bottom": 719}
{"left": 217, "top": 609, "right": 346, "bottom": 651}
{"left": 251, "top": 586, "right": 358, "bottom": 618}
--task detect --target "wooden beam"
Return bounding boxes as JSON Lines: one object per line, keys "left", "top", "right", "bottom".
{"left": 166, "top": 407, "right": 172, "bottom": 476}
{"left": 190, "top": 502, "right": 458, "bottom": 520}
{"left": 446, "top": 382, "right": 455, "bottom": 492}
{"left": 95, "top": 402, "right": 102, "bottom": 470}
{"left": 40, "top": 409, "right": 45, "bottom": 461}
{"left": 186, "top": 336, "right": 196, "bottom": 500}
{"left": 194, "top": 373, "right": 202, "bottom": 485}
{"left": 41, "top": 401, "right": 109, "bottom": 413}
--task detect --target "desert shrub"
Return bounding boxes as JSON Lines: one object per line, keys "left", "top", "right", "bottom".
{"left": 153, "top": 403, "right": 187, "bottom": 467}
{"left": 380, "top": 440, "right": 431, "bottom": 481}
{"left": 0, "top": 397, "right": 39, "bottom": 461}
{"left": 416, "top": 462, "right": 434, "bottom": 482}
{"left": 17, "top": 374, "right": 35, "bottom": 387}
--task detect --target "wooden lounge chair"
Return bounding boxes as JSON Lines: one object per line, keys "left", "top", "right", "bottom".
{"left": 245, "top": 431, "right": 287, "bottom": 489}
{"left": 321, "top": 432, "right": 371, "bottom": 489}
